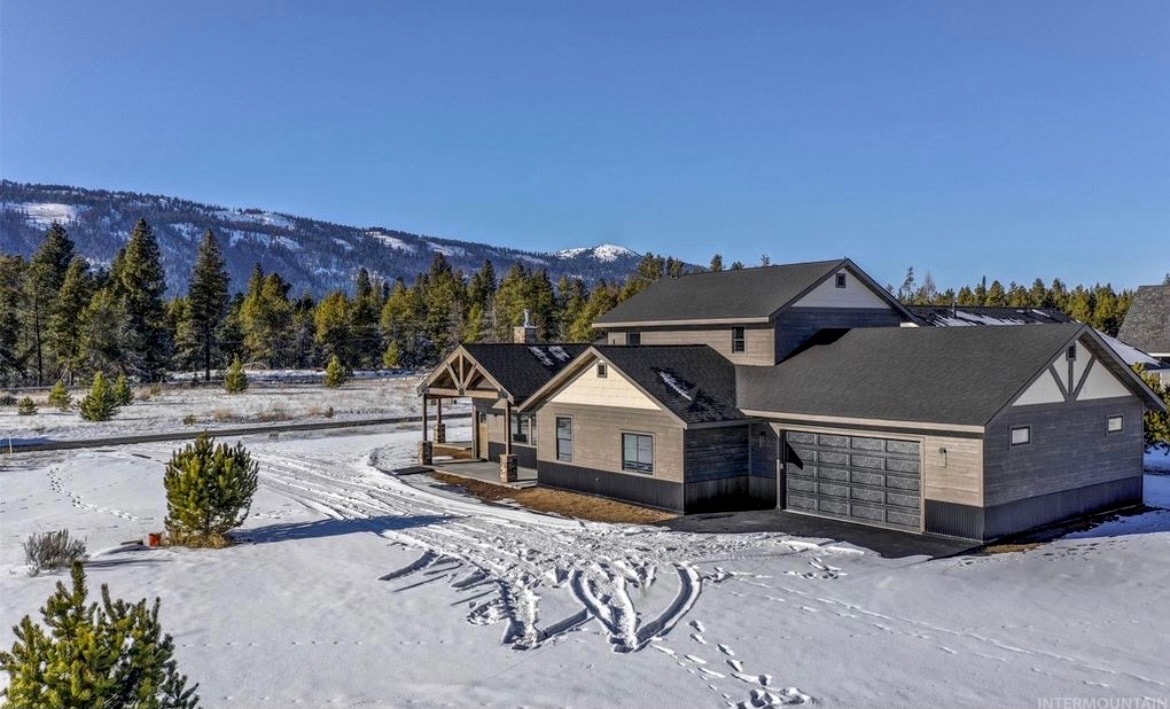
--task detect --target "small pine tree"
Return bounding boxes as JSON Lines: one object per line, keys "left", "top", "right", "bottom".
{"left": 113, "top": 373, "right": 134, "bottom": 406}
{"left": 47, "top": 380, "right": 72, "bottom": 411}
{"left": 78, "top": 372, "right": 121, "bottom": 422}
{"left": 164, "top": 434, "right": 259, "bottom": 547}
{"left": 223, "top": 356, "right": 248, "bottom": 394}
{"left": 382, "top": 341, "right": 401, "bottom": 369}
{"left": 17, "top": 396, "right": 37, "bottom": 416}
{"left": 323, "top": 354, "right": 348, "bottom": 388}
{"left": 0, "top": 563, "right": 199, "bottom": 708}
{"left": 1134, "top": 365, "right": 1170, "bottom": 452}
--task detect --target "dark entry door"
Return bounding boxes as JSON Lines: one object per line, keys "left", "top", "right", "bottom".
{"left": 784, "top": 431, "right": 921, "bottom": 532}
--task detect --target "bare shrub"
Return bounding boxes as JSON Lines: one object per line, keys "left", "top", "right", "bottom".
{"left": 24, "top": 529, "right": 88, "bottom": 576}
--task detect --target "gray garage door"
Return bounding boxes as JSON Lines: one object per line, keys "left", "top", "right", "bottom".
{"left": 784, "top": 431, "right": 921, "bottom": 532}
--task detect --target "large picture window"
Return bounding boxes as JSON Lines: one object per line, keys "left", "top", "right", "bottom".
{"left": 556, "top": 417, "right": 573, "bottom": 461}
{"left": 622, "top": 433, "right": 654, "bottom": 474}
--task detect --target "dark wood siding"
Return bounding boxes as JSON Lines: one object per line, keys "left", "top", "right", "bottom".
{"left": 774, "top": 307, "right": 902, "bottom": 362}
{"left": 539, "top": 461, "right": 685, "bottom": 512}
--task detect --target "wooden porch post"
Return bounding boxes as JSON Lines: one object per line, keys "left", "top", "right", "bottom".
{"left": 434, "top": 398, "right": 446, "bottom": 444}
{"left": 500, "top": 395, "right": 517, "bottom": 482}
{"left": 418, "top": 394, "right": 432, "bottom": 465}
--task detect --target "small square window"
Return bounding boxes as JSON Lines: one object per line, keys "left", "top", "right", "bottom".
{"left": 835, "top": 272, "right": 847, "bottom": 288}
{"left": 597, "top": 363, "right": 608, "bottom": 378}
{"left": 1107, "top": 415, "right": 1123, "bottom": 433}
{"left": 731, "top": 326, "right": 745, "bottom": 353}
{"left": 1011, "top": 426, "right": 1031, "bottom": 446}
{"left": 1067, "top": 345, "right": 1077, "bottom": 361}
{"left": 626, "top": 333, "right": 641, "bottom": 346}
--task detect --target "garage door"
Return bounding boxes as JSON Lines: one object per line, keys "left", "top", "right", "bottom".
{"left": 784, "top": 431, "right": 921, "bottom": 532}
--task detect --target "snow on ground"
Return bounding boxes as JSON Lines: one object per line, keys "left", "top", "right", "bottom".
{"left": 2, "top": 428, "right": 1169, "bottom": 707}
{"left": 1, "top": 374, "right": 463, "bottom": 445}
{"left": 1, "top": 202, "right": 84, "bottom": 226}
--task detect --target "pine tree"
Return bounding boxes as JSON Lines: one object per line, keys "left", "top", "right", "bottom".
{"left": 187, "top": 230, "right": 230, "bottom": 383}
{"left": 709, "top": 254, "right": 724, "bottom": 272}
{"left": 224, "top": 355, "right": 248, "bottom": 393}
{"left": 24, "top": 222, "right": 75, "bottom": 385}
{"left": 314, "top": 290, "right": 353, "bottom": 364}
{"left": 729, "top": 260, "right": 745, "bottom": 270}
{"left": 78, "top": 289, "right": 128, "bottom": 376}
{"left": 240, "top": 267, "right": 294, "bottom": 366}
{"left": 164, "top": 434, "right": 259, "bottom": 547}
{"left": 48, "top": 380, "right": 72, "bottom": 411}
{"left": 323, "top": 353, "right": 348, "bottom": 388}
{"left": 79, "top": 372, "right": 121, "bottom": 422}
{"left": 168, "top": 297, "right": 202, "bottom": 375}
{"left": 116, "top": 219, "right": 170, "bottom": 380}
{"left": 49, "top": 258, "right": 92, "bottom": 385}
{"left": 351, "top": 268, "right": 382, "bottom": 368}
{"left": 0, "top": 255, "right": 25, "bottom": 386}
{"left": 17, "top": 396, "right": 37, "bottom": 416}
{"left": 0, "top": 563, "right": 199, "bottom": 708}
{"left": 113, "top": 374, "right": 134, "bottom": 407}
{"left": 382, "top": 341, "right": 402, "bottom": 369}
{"left": 1133, "top": 366, "right": 1170, "bottom": 452}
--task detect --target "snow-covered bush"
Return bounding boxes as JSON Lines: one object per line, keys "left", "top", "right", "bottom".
{"left": 0, "top": 563, "right": 199, "bottom": 708}
{"left": 16, "top": 397, "right": 37, "bottom": 416}
{"left": 164, "top": 434, "right": 259, "bottom": 547}
{"left": 22, "top": 529, "right": 87, "bottom": 576}
{"left": 79, "top": 372, "right": 121, "bottom": 422}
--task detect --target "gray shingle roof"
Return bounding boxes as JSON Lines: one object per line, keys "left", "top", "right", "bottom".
{"left": 595, "top": 345, "right": 745, "bottom": 424}
{"left": 594, "top": 259, "right": 848, "bottom": 325}
{"left": 460, "top": 343, "right": 588, "bottom": 403}
{"left": 1118, "top": 285, "right": 1170, "bottom": 356}
{"left": 736, "top": 324, "right": 1090, "bottom": 426}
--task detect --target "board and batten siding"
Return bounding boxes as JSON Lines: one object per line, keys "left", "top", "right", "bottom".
{"left": 605, "top": 325, "right": 775, "bottom": 366}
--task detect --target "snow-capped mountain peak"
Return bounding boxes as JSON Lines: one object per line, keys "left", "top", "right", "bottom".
{"left": 555, "top": 243, "right": 639, "bottom": 262}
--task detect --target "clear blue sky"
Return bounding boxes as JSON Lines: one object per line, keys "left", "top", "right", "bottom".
{"left": 2, "top": 1, "right": 1167, "bottom": 289}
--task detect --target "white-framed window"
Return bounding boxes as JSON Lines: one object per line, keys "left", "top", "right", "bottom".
{"left": 835, "top": 272, "right": 847, "bottom": 288}
{"left": 556, "top": 417, "right": 573, "bottom": 461}
{"left": 621, "top": 433, "right": 654, "bottom": 474}
{"left": 597, "top": 363, "right": 608, "bottom": 378}
{"left": 1107, "top": 415, "right": 1124, "bottom": 434}
{"left": 731, "top": 326, "right": 745, "bottom": 353}
{"left": 1010, "top": 426, "right": 1031, "bottom": 446}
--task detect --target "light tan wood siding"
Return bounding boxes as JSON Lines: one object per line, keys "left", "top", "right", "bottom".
{"left": 605, "top": 324, "right": 775, "bottom": 366}
{"left": 548, "top": 361, "right": 660, "bottom": 410}
{"left": 921, "top": 434, "right": 983, "bottom": 506}
{"left": 535, "top": 402, "right": 685, "bottom": 483}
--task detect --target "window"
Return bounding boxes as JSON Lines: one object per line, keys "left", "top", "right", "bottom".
{"left": 597, "top": 363, "right": 608, "bottom": 378}
{"left": 626, "top": 332, "right": 641, "bottom": 346}
{"left": 1107, "top": 415, "right": 1124, "bottom": 433}
{"left": 731, "top": 326, "right": 745, "bottom": 353}
{"left": 1010, "top": 426, "right": 1031, "bottom": 446}
{"left": 1067, "top": 345, "right": 1077, "bottom": 361}
{"left": 511, "top": 413, "right": 535, "bottom": 445}
{"left": 556, "top": 417, "right": 573, "bottom": 461}
{"left": 622, "top": 433, "right": 654, "bottom": 473}
{"left": 835, "top": 272, "right": 847, "bottom": 288}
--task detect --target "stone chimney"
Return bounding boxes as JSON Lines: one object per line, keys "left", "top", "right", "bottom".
{"left": 513, "top": 308, "right": 538, "bottom": 344}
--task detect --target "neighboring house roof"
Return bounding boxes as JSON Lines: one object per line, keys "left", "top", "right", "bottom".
{"left": 1118, "top": 284, "right": 1170, "bottom": 356}
{"left": 594, "top": 258, "right": 909, "bottom": 326}
{"left": 736, "top": 323, "right": 1165, "bottom": 426}
{"left": 520, "top": 344, "right": 745, "bottom": 425}
{"left": 910, "top": 305, "right": 1073, "bottom": 327}
{"left": 419, "top": 343, "right": 588, "bottom": 404}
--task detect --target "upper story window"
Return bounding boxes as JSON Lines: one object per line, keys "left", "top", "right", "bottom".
{"left": 597, "top": 363, "right": 608, "bottom": 378}
{"left": 835, "top": 272, "right": 847, "bottom": 288}
{"left": 1106, "top": 415, "right": 1123, "bottom": 433}
{"left": 626, "top": 332, "right": 641, "bottom": 346}
{"left": 731, "top": 326, "right": 746, "bottom": 353}
{"left": 1010, "top": 425, "right": 1031, "bottom": 446}
{"left": 1066, "top": 345, "right": 1077, "bottom": 361}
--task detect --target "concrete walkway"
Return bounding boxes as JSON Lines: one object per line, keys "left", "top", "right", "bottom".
{"left": 663, "top": 509, "right": 980, "bottom": 560}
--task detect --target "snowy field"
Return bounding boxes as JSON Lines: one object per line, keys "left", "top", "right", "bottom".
{"left": 0, "top": 373, "right": 465, "bottom": 445}
{"left": 2, "top": 432, "right": 1169, "bottom": 708}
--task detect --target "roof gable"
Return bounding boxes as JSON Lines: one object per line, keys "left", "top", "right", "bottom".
{"left": 1118, "top": 284, "right": 1170, "bottom": 355}
{"left": 595, "top": 259, "right": 863, "bottom": 326}
{"left": 420, "top": 343, "right": 587, "bottom": 403}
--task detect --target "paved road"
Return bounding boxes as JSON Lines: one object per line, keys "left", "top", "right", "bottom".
{"left": 2, "top": 414, "right": 470, "bottom": 454}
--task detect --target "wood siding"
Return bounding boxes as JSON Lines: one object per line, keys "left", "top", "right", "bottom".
{"left": 534, "top": 401, "right": 685, "bottom": 483}
{"left": 548, "top": 359, "right": 660, "bottom": 410}
{"left": 774, "top": 307, "right": 903, "bottom": 362}
{"left": 684, "top": 426, "right": 750, "bottom": 483}
{"left": 921, "top": 434, "right": 983, "bottom": 506}
{"left": 984, "top": 395, "right": 1145, "bottom": 507}
{"left": 791, "top": 270, "right": 892, "bottom": 309}
{"left": 605, "top": 324, "right": 775, "bottom": 366}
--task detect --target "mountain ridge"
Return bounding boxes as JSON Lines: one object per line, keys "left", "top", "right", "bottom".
{"left": 0, "top": 180, "right": 653, "bottom": 296}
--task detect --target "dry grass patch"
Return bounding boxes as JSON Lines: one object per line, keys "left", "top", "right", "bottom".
{"left": 430, "top": 472, "right": 675, "bottom": 525}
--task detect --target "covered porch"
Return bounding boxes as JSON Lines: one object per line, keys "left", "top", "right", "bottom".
{"left": 429, "top": 459, "right": 538, "bottom": 489}
{"left": 417, "top": 345, "right": 525, "bottom": 483}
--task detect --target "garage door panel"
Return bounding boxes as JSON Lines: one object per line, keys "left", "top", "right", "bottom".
{"left": 784, "top": 432, "right": 922, "bottom": 532}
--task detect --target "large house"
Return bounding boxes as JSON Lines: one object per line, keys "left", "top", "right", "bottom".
{"left": 1118, "top": 284, "right": 1170, "bottom": 385}
{"left": 419, "top": 259, "right": 1166, "bottom": 542}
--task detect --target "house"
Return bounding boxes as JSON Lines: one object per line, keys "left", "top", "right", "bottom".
{"left": 419, "top": 260, "right": 1166, "bottom": 541}
{"left": 908, "top": 305, "right": 1073, "bottom": 327}
{"left": 1118, "top": 284, "right": 1170, "bottom": 385}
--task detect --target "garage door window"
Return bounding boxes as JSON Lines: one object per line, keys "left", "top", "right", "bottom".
{"left": 622, "top": 433, "right": 654, "bottom": 474}
{"left": 1010, "top": 426, "right": 1031, "bottom": 446}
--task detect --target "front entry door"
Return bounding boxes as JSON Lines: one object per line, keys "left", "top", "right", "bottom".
{"left": 477, "top": 412, "right": 489, "bottom": 459}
